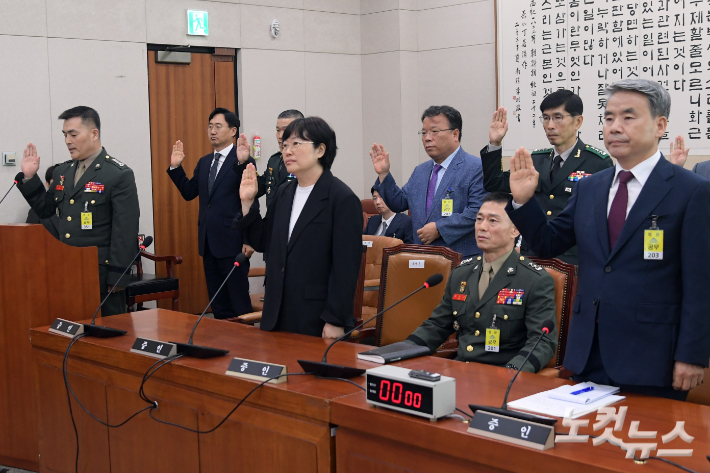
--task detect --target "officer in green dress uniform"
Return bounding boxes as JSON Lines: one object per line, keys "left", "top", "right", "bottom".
{"left": 18, "top": 106, "right": 140, "bottom": 316}
{"left": 232, "top": 109, "right": 303, "bottom": 207}
{"left": 406, "top": 192, "right": 557, "bottom": 372}
{"left": 480, "top": 90, "right": 613, "bottom": 265}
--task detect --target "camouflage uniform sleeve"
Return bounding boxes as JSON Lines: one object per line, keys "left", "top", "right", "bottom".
{"left": 506, "top": 270, "right": 558, "bottom": 372}
{"left": 407, "top": 271, "right": 457, "bottom": 353}
{"left": 107, "top": 167, "right": 140, "bottom": 287}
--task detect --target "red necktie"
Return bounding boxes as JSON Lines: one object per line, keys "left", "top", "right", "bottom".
{"left": 608, "top": 170, "right": 634, "bottom": 249}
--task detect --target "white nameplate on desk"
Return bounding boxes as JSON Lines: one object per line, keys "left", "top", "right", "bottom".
{"left": 130, "top": 337, "right": 177, "bottom": 359}
{"left": 49, "top": 318, "right": 84, "bottom": 338}
{"left": 225, "top": 357, "right": 287, "bottom": 384}
{"left": 468, "top": 410, "right": 555, "bottom": 450}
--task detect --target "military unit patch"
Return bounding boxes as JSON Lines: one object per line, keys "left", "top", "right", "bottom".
{"left": 497, "top": 289, "right": 525, "bottom": 305}
{"left": 568, "top": 171, "right": 592, "bottom": 181}
{"left": 532, "top": 147, "right": 553, "bottom": 155}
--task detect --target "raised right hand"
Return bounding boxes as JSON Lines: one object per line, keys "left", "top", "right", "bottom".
{"left": 171, "top": 140, "right": 185, "bottom": 168}
{"left": 370, "top": 143, "right": 390, "bottom": 180}
{"left": 240, "top": 163, "right": 258, "bottom": 208}
{"left": 21, "top": 143, "right": 40, "bottom": 179}
{"left": 509, "top": 147, "right": 538, "bottom": 206}
{"left": 489, "top": 107, "right": 508, "bottom": 146}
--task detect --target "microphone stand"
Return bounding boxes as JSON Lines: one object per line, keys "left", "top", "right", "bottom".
{"left": 298, "top": 282, "right": 433, "bottom": 379}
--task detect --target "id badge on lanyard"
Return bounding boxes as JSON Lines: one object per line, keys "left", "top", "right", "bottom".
{"left": 485, "top": 314, "right": 500, "bottom": 352}
{"left": 644, "top": 215, "right": 663, "bottom": 260}
{"left": 81, "top": 201, "right": 92, "bottom": 230}
{"left": 442, "top": 188, "right": 453, "bottom": 217}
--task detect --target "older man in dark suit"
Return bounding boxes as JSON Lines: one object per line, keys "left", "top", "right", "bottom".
{"left": 168, "top": 108, "right": 257, "bottom": 319}
{"left": 506, "top": 79, "right": 710, "bottom": 400}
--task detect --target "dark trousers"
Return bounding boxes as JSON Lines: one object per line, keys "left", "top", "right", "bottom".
{"left": 203, "top": 238, "right": 252, "bottom": 319}
{"left": 100, "top": 289, "right": 127, "bottom": 316}
{"left": 573, "top": 324, "right": 688, "bottom": 401}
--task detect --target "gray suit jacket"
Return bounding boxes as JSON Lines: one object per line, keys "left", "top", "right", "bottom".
{"left": 692, "top": 160, "right": 710, "bottom": 180}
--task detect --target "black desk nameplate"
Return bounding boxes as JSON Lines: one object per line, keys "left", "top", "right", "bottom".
{"left": 130, "top": 338, "right": 177, "bottom": 359}
{"left": 225, "top": 357, "right": 287, "bottom": 384}
{"left": 49, "top": 318, "right": 84, "bottom": 338}
{"left": 468, "top": 410, "right": 555, "bottom": 451}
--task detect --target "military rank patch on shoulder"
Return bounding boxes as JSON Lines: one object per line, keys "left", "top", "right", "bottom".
{"left": 585, "top": 144, "right": 609, "bottom": 159}
{"left": 459, "top": 257, "right": 474, "bottom": 266}
{"left": 112, "top": 158, "right": 125, "bottom": 167}
{"left": 528, "top": 262, "right": 544, "bottom": 271}
{"left": 532, "top": 147, "right": 553, "bottom": 155}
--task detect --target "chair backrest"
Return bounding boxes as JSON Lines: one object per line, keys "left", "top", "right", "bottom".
{"left": 361, "top": 236, "right": 404, "bottom": 309}
{"left": 687, "top": 362, "right": 710, "bottom": 406}
{"left": 375, "top": 244, "right": 462, "bottom": 346}
{"left": 529, "top": 257, "right": 578, "bottom": 369}
{"left": 361, "top": 199, "right": 378, "bottom": 230}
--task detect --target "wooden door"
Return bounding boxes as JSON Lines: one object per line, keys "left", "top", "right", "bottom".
{"left": 148, "top": 50, "right": 236, "bottom": 314}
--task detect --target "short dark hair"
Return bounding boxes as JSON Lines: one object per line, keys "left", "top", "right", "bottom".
{"left": 278, "top": 109, "right": 304, "bottom": 120}
{"left": 282, "top": 117, "right": 337, "bottom": 170}
{"left": 421, "top": 105, "right": 463, "bottom": 141}
{"left": 58, "top": 106, "right": 101, "bottom": 133}
{"left": 209, "top": 108, "right": 240, "bottom": 129}
{"left": 482, "top": 191, "right": 513, "bottom": 206}
{"left": 540, "top": 89, "right": 583, "bottom": 116}
{"left": 45, "top": 164, "right": 58, "bottom": 185}
{"left": 370, "top": 186, "right": 379, "bottom": 196}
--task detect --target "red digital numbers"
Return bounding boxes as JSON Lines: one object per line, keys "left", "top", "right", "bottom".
{"left": 378, "top": 380, "right": 422, "bottom": 409}
{"left": 379, "top": 379, "right": 390, "bottom": 401}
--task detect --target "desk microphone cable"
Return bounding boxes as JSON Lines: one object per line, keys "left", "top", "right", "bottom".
{"left": 62, "top": 334, "right": 180, "bottom": 473}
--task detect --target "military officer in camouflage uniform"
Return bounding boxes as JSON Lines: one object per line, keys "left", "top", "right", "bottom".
{"left": 406, "top": 192, "right": 557, "bottom": 372}
{"left": 19, "top": 106, "right": 139, "bottom": 316}
{"left": 480, "top": 90, "right": 613, "bottom": 265}
{"left": 232, "top": 109, "right": 303, "bottom": 207}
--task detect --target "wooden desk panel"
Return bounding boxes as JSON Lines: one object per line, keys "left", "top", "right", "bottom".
{"left": 31, "top": 309, "right": 373, "bottom": 473}
{"left": 332, "top": 356, "right": 710, "bottom": 473}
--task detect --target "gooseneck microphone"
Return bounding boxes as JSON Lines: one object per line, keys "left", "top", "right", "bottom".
{"left": 171, "top": 253, "right": 247, "bottom": 358}
{"left": 297, "top": 273, "right": 444, "bottom": 378}
{"left": 0, "top": 172, "right": 24, "bottom": 206}
{"left": 469, "top": 320, "right": 557, "bottom": 425}
{"left": 83, "top": 236, "right": 154, "bottom": 338}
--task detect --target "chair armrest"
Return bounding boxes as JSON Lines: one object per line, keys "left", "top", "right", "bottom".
{"left": 537, "top": 367, "right": 560, "bottom": 378}
{"left": 248, "top": 267, "right": 266, "bottom": 277}
{"left": 222, "top": 311, "right": 262, "bottom": 325}
{"left": 139, "top": 250, "right": 183, "bottom": 264}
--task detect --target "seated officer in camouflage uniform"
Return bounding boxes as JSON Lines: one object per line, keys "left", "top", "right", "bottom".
{"left": 406, "top": 192, "right": 557, "bottom": 372}
{"left": 232, "top": 109, "right": 303, "bottom": 207}
{"left": 480, "top": 90, "right": 613, "bottom": 265}
{"left": 19, "top": 106, "right": 139, "bottom": 316}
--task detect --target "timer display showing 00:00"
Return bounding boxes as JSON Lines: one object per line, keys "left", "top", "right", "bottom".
{"left": 366, "top": 374, "right": 434, "bottom": 415}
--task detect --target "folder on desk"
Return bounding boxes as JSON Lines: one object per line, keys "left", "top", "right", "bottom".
{"left": 547, "top": 382, "right": 619, "bottom": 405}
{"left": 357, "top": 342, "right": 430, "bottom": 364}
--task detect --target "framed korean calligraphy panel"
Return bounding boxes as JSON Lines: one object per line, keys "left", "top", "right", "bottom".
{"left": 497, "top": 0, "right": 710, "bottom": 155}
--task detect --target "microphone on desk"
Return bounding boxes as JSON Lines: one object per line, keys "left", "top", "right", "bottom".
{"left": 469, "top": 320, "right": 557, "bottom": 425}
{"left": 83, "top": 236, "right": 154, "bottom": 338}
{"left": 170, "top": 253, "right": 248, "bottom": 358}
{"left": 297, "top": 273, "right": 445, "bottom": 379}
{"left": 0, "top": 172, "right": 24, "bottom": 206}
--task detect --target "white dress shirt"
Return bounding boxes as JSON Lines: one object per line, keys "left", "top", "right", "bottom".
{"left": 375, "top": 213, "right": 396, "bottom": 236}
{"left": 607, "top": 150, "right": 661, "bottom": 217}
{"left": 210, "top": 143, "right": 233, "bottom": 175}
{"left": 288, "top": 184, "right": 315, "bottom": 241}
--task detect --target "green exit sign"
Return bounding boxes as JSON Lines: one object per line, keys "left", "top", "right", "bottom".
{"left": 187, "top": 10, "right": 209, "bottom": 36}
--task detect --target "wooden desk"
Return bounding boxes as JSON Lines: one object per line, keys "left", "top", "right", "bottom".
{"left": 331, "top": 356, "right": 710, "bottom": 473}
{"left": 30, "top": 309, "right": 372, "bottom": 473}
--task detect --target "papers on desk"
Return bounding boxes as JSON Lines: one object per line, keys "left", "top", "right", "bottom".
{"left": 547, "top": 382, "right": 620, "bottom": 405}
{"left": 507, "top": 383, "right": 625, "bottom": 419}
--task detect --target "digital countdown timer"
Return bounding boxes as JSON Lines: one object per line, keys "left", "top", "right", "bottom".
{"left": 365, "top": 366, "right": 456, "bottom": 420}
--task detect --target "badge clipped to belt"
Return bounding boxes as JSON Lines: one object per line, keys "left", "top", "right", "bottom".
{"left": 485, "top": 314, "right": 500, "bottom": 353}
{"left": 644, "top": 215, "right": 663, "bottom": 260}
{"left": 442, "top": 187, "right": 453, "bottom": 217}
{"left": 81, "top": 201, "right": 92, "bottom": 230}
